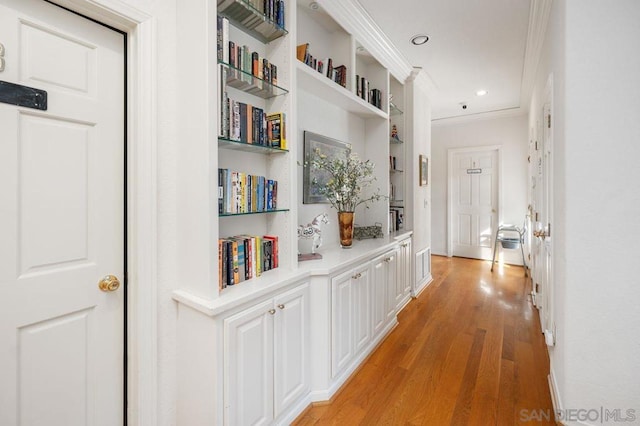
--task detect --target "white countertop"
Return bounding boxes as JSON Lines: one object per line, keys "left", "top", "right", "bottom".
{"left": 172, "top": 230, "right": 412, "bottom": 317}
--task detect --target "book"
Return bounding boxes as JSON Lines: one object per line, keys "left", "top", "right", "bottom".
{"left": 296, "top": 43, "right": 309, "bottom": 62}
{"left": 231, "top": 239, "right": 239, "bottom": 284}
{"left": 266, "top": 112, "right": 286, "bottom": 149}
{"left": 263, "top": 235, "right": 278, "bottom": 268}
{"left": 255, "top": 236, "right": 262, "bottom": 276}
{"left": 218, "top": 239, "right": 224, "bottom": 290}
{"left": 218, "top": 168, "right": 224, "bottom": 214}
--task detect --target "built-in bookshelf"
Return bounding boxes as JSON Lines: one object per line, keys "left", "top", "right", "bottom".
{"left": 389, "top": 74, "right": 406, "bottom": 233}
{"left": 216, "top": 0, "right": 294, "bottom": 293}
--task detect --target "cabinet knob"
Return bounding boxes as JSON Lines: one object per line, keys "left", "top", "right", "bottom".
{"left": 352, "top": 272, "right": 362, "bottom": 279}
{"left": 277, "top": 304, "right": 285, "bottom": 310}
{"left": 268, "top": 309, "right": 276, "bottom": 315}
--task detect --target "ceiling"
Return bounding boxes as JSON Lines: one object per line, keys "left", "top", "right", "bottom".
{"left": 358, "top": 0, "right": 532, "bottom": 120}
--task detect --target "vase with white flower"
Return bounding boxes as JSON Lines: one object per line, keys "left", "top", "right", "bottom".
{"left": 310, "top": 147, "right": 385, "bottom": 248}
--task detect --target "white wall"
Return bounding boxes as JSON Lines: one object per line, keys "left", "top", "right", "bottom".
{"left": 532, "top": 0, "right": 640, "bottom": 422}
{"left": 407, "top": 72, "right": 432, "bottom": 260}
{"left": 431, "top": 114, "right": 528, "bottom": 263}
{"left": 296, "top": 90, "right": 367, "bottom": 250}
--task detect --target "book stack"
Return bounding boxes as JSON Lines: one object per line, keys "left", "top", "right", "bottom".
{"left": 217, "top": 16, "right": 279, "bottom": 86}
{"left": 219, "top": 86, "right": 288, "bottom": 149}
{"left": 356, "top": 74, "right": 382, "bottom": 109}
{"left": 218, "top": 170, "right": 278, "bottom": 214}
{"left": 217, "top": 0, "right": 286, "bottom": 29}
{"left": 218, "top": 234, "right": 279, "bottom": 290}
{"left": 296, "top": 43, "right": 348, "bottom": 88}
{"left": 389, "top": 208, "right": 403, "bottom": 233}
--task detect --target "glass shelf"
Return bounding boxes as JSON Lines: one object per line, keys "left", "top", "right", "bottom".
{"left": 389, "top": 102, "right": 404, "bottom": 116}
{"left": 390, "top": 137, "right": 404, "bottom": 144}
{"left": 220, "top": 208, "right": 289, "bottom": 217}
{"left": 218, "top": 137, "right": 288, "bottom": 154}
{"left": 220, "top": 61, "right": 289, "bottom": 99}
{"left": 218, "top": 0, "right": 288, "bottom": 43}
{"left": 390, "top": 169, "right": 404, "bottom": 173}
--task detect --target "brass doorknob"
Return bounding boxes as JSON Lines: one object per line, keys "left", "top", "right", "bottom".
{"left": 99, "top": 275, "right": 121, "bottom": 292}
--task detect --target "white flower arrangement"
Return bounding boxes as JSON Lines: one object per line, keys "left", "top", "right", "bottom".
{"left": 310, "top": 148, "right": 385, "bottom": 212}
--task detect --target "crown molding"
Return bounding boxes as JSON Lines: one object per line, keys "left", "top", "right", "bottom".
{"left": 408, "top": 67, "right": 438, "bottom": 97}
{"left": 520, "top": 0, "right": 553, "bottom": 107}
{"left": 432, "top": 107, "right": 527, "bottom": 127}
{"left": 318, "top": 0, "right": 413, "bottom": 82}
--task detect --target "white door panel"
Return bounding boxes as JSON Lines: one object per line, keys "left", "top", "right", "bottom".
{"left": 0, "top": 0, "right": 124, "bottom": 424}
{"left": 451, "top": 148, "right": 499, "bottom": 259}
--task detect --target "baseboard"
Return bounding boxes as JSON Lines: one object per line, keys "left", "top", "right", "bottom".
{"left": 275, "top": 393, "right": 312, "bottom": 426}
{"left": 548, "top": 370, "right": 561, "bottom": 415}
{"left": 413, "top": 273, "right": 432, "bottom": 298}
{"left": 305, "top": 318, "right": 398, "bottom": 405}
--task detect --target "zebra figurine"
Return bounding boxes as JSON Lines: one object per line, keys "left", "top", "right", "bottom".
{"left": 298, "top": 212, "right": 329, "bottom": 254}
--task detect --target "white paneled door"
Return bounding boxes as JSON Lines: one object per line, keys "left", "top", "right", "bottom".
{"left": 450, "top": 148, "right": 499, "bottom": 260}
{"left": 0, "top": 0, "right": 125, "bottom": 425}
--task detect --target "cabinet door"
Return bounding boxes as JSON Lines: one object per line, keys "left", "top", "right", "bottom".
{"left": 371, "top": 256, "right": 387, "bottom": 336}
{"left": 274, "top": 282, "right": 310, "bottom": 418}
{"left": 391, "top": 248, "right": 404, "bottom": 308}
{"left": 352, "top": 265, "right": 371, "bottom": 354}
{"left": 386, "top": 251, "right": 398, "bottom": 321}
{"left": 402, "top": 239, "right": 412, "bottom": 296}
{"left": 331, "top": 269, "right": 354, "bottom": 377}
{"left": 224, "top": 299, "right": 274, "bottom": 426}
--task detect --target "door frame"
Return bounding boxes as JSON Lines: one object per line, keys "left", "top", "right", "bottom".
{"left": 48, "top": 1, "right": 157, "bottom": 424}
{"left": 447, "top": 145, "right": 503, "bottom": 257}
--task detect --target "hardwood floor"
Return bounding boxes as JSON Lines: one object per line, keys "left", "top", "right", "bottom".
{"left": 294, "top": 256, "right": 555, "bottom": 425}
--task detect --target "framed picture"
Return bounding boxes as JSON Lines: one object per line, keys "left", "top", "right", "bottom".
{"left": 303, "top": 131, "right": 350, "bottom": 204}
{"left": 419, "top": 155, "right": 428, "bottom": 186}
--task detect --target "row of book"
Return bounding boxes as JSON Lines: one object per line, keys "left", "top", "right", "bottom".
{"left": 389, "top": 208, "right": 404, "bottom": 233}
{"left": 296, "top": 43, "right": 348, "bottom": 88}
{"left": 219, "top": 88, "right": 287, "bottom": 148}
{"left": 217, "top": 0, "right": 286, "bottom": 29}
{"left": 218, "top": 169, "right": 278, "bottom": 214}
{"left": 218, "top": 235, "right": 279, "bottom": 290}
{"left": 356, "top": 75, "right": 382, "bottom": 109}
{"left": 217, "top": 16, "right": 279, "bottom": 85}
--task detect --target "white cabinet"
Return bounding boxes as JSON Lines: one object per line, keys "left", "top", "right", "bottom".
{"left": 224, "top": 282, "right": 310, "bottom": 425}
{"left": 397, "top": 237, "right": 412, "bottom": 311}
{"left": 331, "top": 264, "right": 371, "bottom": 378}
{"left": 370, "top": 250, "right": 398, "bottom": 327}
{"left": 371, "top": 256, "right": 387, "bottom": 336}
{"left": 385, "top": 251, "right": 398, "bottom": 322}
{"left": 274, "top": 285, "right": 310, "bottom": 417}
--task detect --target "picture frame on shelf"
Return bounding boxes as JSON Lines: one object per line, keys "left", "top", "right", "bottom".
{"left": 303, "top": 131, "right": 350, "bottom": 204}
{"left": 419, "top": 154, "right": 428, "bottom": 186}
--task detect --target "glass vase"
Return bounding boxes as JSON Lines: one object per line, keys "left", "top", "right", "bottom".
{"left": 338, "top": 211, "right": 354, "bottom": 248}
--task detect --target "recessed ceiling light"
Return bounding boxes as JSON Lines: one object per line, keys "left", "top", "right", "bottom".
{"left": 476, "top": 89, "right": 488, "bottom": 96}
{"left": 309, "top": 1, "right": 319, "bottom": 10}
{"left": 410, "top": 34, "right": 429, "bottom": 46}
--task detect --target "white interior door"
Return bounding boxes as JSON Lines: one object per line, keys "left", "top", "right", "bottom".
{"left": 530, "top": 82, "right": 554, "bottom": 341}
{"left": 0, "top": 0, "right": 125, "bottom": 424}
{"left": 450, "top": 148, "right": 499, "bottom": 260}
{"left": 540, "top": 100, "right": 554, "bottom": 336}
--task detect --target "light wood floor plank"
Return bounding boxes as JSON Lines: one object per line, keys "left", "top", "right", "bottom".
{"left": 293, "top": 256, "right": 555, "bottom": 425}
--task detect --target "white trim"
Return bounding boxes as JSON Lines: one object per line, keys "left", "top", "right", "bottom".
{"left": 520, "top": 0, "right": 553, "bottom": 109}
{"left": 548, "top": 370, "right": 561, "bottom": 416}
{"left": 48, "top": 1, "right": 157, "bottom": 425}
{"left": 319, "top": 0, "right": 413, "bottom": 82}
{"left": 433, "top": 107, "right": 527, "bottom": 126}
{"left": 447, "top": 146, "right": 503, "bottom": 258}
